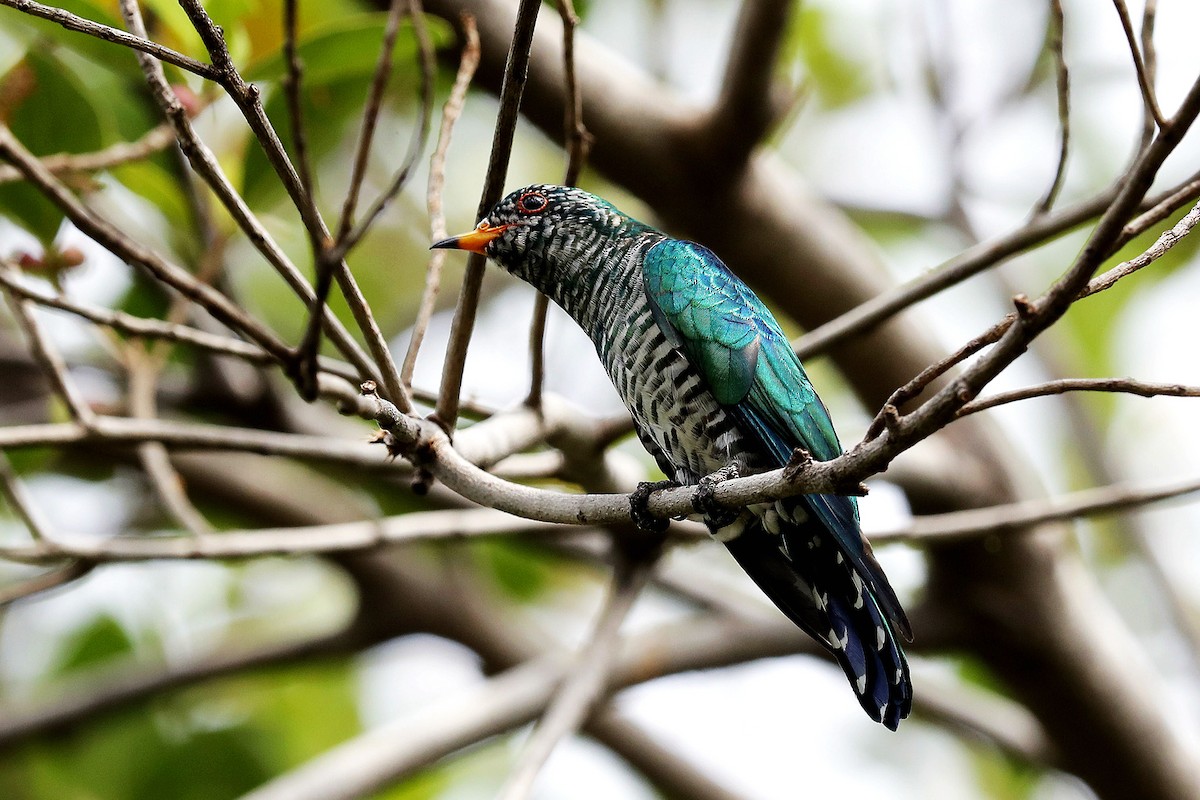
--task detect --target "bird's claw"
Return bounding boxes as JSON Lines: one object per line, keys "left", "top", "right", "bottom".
{"left": 692, "top": 463, "right": 741, "bottom": 529}
{"left": 629, "top": 479, "right": 677, "bottom": 532}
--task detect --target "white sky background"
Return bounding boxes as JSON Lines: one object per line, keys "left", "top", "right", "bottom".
{"left": 4, "top": 0, "right": 1200, "bottom": 798}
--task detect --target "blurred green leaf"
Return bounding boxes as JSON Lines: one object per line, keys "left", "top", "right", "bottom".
{"left": 116, "top": 270, "right": 173, "bottom": 323}
{"left": 131, "top": 728, "right": 267, "bottom": 800}
{"left": 140, "top": 0, "right": 209, "bottom": 60}
{"left": 54, "top": 614, "right": 137, "bottom": 675}
{"left": 244, "top": 14, "right": 451, "bottom": 84}
{"left": 370, "top": 768, "right": 448, "bottom": 800}
{"left": 787, "top": 6, "right": 870, "bottom": 108}
{"left": 1, "top": 0, "right": 142, "bottom": 76}
{"left": 476, "top": 540, "right": 551, "bottom": 602}
{"left": 0, "top": 182, "right": 65, "bottom": 247}
{"left": 0, "top": 50, "right": 104, "bottom": 244}
{"left": 110, "top": 160, "right": 193, "bottom": 236}
{"left": 237, "top": 661, "right": 360, "bottom": 766}
{"left": 969, "top": 745, "right": 1041, "bottom": 800}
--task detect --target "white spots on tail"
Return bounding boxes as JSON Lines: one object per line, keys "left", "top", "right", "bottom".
{"left": 876, "top": 625, "right": 886, "bottom": 651}
{"left": 828, "top": 624, "right": 849, "bottom": 651}
{"left": 851, "top": 572, "right": 865, "bottom": 610}
{"left": 856, "top": 674, "right": 868, "bottom": 695}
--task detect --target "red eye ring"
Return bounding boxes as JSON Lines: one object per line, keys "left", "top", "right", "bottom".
{"left": 516, "top": 191, "right": 548, "bottom": 214}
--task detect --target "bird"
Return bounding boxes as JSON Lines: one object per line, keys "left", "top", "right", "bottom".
{"left": 433, "top": 184, "right": 913, "bottom": 728}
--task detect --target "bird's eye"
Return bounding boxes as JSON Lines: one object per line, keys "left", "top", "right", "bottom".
{"left": 517, "top": 191, "right": 548, "bottom": 214}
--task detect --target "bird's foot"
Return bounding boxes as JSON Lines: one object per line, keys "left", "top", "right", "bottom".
{"left": 692, "top": 463, "right": 741, "bottom": 529}
{"left": 629, "top": 479, "right": 678, "bottom": 532}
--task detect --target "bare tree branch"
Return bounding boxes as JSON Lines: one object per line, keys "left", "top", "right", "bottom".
{"left": 873, "top": 473, "right": 1200, "bottom": 545}
{"left": 0, "top": 264, "right": 95, "bottom": 425}
{"left": 959, "top": 377, "right": 1200, "bottom": 416}
{"left": 171, "top": 0, "right": 408, "bottom": 408}
{"left": 585, "top": 709, "right": 753, "bottom": 800}
{"left": 126, "top": 349, "right": 215, "bottom": 537}
{"left": 0, "top": 560, "right": 93, "bottom": 607}
{"left": 497, "top": 551, "right": 656, "bottom": 800}
{"left": 435, "top": 0, "right": 541, "bottom": 431}
{"left": 526, "top": 0, "right": 591, "bottom": 409}
{"left": 706, "top": 0, "right": 794, "bottom": 167}
{"left": 0, "top": 508, "right": 565, "bottom": 563}
{"left": 1032, "top": 0, "right": 1071, "bottom": 216}
{"left": 1112, "top": 0, "right": 1166, "bottom": 129}
{"left": 0, "top": 123, "right": 294, "bottom": 364}
{"left": 402, "top": 13, "right": 481, "bottom": 389}
{"left": 0, "top": 123, "right": 176, "bottom": 185}
{"left": 0, "top": 450, "right": 50, "bottom": 540}
{"left": 0, "top": 0, "right": 220, "bottom": 79}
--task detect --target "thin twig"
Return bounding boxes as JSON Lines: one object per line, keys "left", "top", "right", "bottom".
{"left": 866, "top": 194, "right": 1200, "bottom": 431}
{"left": 526, "top": 293, "right": 551, "bottom": 407}
{"left": 0, "top": 508, "right": 564, "bottom": 563}
{"left": 1111, "top": 0, "right": 1166, "bottom": 129}
{"left": 0, "top": 123, "right": 294, "bottom": 364}
{"left": 342, "top": 0, "right": 438, "bottom": 254}
{"left": 0, "top": 560, "right": 94, "bottom": 607}
{"left": 403, "top": 13, "right": 481, "bottom": 388}
{"left": 527, "top": 0, "right": 590, "bottom": 409}
{"left": 0, "top": 123, "right": 176, "bottom": 184}
{"left": 794, "top": 168, "right": 1200, "bottom": 360}
{"left": 0, "top": 265, "right": 95, "bottom": 425}
{"left": 176, "top": 0, "right": 409, "bottom": 409}
{"left": 0, "top": 451, "right": 51, "bottom": 540}
{"left": 1138, "top": 0, "right": 1159, "bottom": 148}
{"left": 585, "top": 710, "right": 752, "bottom": 800}
{"left": 496, "top": 551, "right": 657, "bottom": 800}
{"left": 435, "top": 0, "right": 542, "bottom": 432}
{"left": 336, "top": 0, "right": 414, "bottom": 244}
{"left": 295, "top": 0, "right": 435, "bottom": 402}
{"left": 0, "top": 265, "right": 359, "bottom": 383}
{"left": 958, "top": 377, "right": 1200, "bottom": 416}
{"left": 282, "top": 0, "right": 317, "bottom": 203}
{"left": 292, "top": 0, "right": 412, "bottom": 400}
{"left": 1082, "top": 197, "right": 1200, "bottom": 297}
{"left": 126, "top": 349, "right": 215, "bottom": 537}
{"left": 0, "top": 0, "right": 220, "bottom": 80}
{"left": 1032, "top": 0, "right": 1070, "bottom": 216}
{"left": 872, "top": 472, "right": 1200, "bottom": 544}
{"left": 118, "top": 0, "right": 381, "bottom": 386}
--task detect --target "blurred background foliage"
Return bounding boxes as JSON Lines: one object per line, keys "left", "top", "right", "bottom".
{"left": 1, "top": 0, "right": 1199, "bottom": 798}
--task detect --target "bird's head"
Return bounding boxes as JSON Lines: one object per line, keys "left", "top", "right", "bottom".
{"left": 431, "top": 185, "right": 647, "bottom": 284}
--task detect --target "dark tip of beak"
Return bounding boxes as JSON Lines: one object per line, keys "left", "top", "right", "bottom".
{"left": 429, "top": 221, "right": 509, "bottom": 255}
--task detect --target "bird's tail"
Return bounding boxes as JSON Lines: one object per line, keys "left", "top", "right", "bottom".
{"left": 723, "top": 507, "right": 913, "bottom": 729}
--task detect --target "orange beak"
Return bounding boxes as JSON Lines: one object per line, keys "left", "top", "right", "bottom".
{"left": 430, "top": 221, "right": 510, "bottom": 255}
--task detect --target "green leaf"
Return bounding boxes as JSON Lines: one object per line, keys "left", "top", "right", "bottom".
{"left": 476, "top": 540, "right": 551, "bottom": 602}
{"left": 788, "top": 6, "right": 871, "bottom": 108}
{"left": 53, "top": 614, "right": 137, "bottom": 676}
{"left": 0, "top": 51, "right": 105, "bottom": 244}
{"left": 244, "top": 13, "right": 452, "bottom": 84}
{"left": 111, "top": 160, "right": 193, "bottom": 239}
{"left": 131, "top": 728, "right": 268, "bottom": 800}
